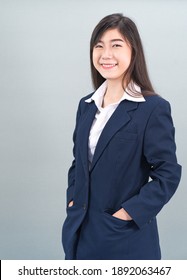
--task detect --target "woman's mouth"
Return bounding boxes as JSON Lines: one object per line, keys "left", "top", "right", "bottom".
{"left": 101, "top": 63, "right": 117, "bottom": 69}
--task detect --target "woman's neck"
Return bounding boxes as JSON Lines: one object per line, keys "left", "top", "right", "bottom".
{"left": 102, "top": 80, "right": 126, "bottom": 108}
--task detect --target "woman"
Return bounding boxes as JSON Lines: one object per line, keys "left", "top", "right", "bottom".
{"left": 62, "top": 13, "right": 181, "bottom": 260}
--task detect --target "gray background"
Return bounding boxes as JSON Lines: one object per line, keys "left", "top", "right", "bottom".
{"left": 0, "top": 0, "right": 186, "bottom": 259}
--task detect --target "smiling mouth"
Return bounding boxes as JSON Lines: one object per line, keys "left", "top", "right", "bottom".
{"left": 101, "top": 63, "right": 117, "bottom": 69}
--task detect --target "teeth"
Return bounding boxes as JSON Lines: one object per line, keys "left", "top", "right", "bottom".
{"left": 102, "top": 64, "right": 116, "bottom": 67}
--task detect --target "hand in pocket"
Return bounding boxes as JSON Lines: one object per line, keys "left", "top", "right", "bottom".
{"left": 112, "top": 208, "right": 132, "bottom": 221}
{"left": 68, "top": 200, "right": 74, "bottom": 207}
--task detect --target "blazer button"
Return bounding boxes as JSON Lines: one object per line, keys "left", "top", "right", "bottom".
{"left": 83, "top": 204, "right": 86, "bottom": 210}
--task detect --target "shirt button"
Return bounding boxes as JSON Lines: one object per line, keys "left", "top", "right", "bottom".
{"left": 83, "top": 204, "right": 86, "bottom": 210}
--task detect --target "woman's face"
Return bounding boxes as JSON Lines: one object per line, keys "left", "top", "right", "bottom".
{"left": 92, "top": 28, "right": 132, "bottom": 85}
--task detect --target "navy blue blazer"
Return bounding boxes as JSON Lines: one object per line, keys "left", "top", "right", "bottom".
{"left": 62, "top": 93, "right": 181, "bottom": 260}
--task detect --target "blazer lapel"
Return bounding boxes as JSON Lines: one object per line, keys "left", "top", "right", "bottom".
{"left": 90, "top": 100, "right": 138, "bottom": 171}
{"left": 77, "top": 101, "right": 97, "bottom": 173}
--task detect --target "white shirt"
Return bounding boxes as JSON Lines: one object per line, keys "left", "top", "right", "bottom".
{"left": 85, "top": 81, "right": 145, "bottom": 164}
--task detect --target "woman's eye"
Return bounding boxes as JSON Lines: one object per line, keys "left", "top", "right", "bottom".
{"left": 95, "top": 44, "right": 103, "bottom": 48}
{"left": 112, "top": 44, "right": 122, "bottom": 48}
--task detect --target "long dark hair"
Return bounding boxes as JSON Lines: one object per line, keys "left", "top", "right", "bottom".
{"left": 90, "top": 13, "right": 155, "bottom": 96}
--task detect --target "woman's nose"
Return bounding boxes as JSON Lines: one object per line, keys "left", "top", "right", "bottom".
{"left": 101, "top": 47, "right": 113, "bottom": 59}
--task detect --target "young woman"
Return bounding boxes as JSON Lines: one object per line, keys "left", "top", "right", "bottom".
{"left": 62, "top": 13, "right": 181, "bottom": 260}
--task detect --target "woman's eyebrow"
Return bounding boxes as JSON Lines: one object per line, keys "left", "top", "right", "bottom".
{"left": 111, "top": 38, "right": 125, "bottom": 42}
{"left": 97, "top": 38, "right": 125, "bottom": 43}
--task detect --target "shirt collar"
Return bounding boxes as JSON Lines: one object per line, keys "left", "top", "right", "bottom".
{"left": 85, "top": 81, "right": 145, "bottom": 109}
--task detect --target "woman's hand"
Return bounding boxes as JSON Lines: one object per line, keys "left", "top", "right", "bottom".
{"left": 112, "top": 208, "right": 132, "bottom": 221}
{"left": 68, "top": 200, "right": 74, "bottom": 207}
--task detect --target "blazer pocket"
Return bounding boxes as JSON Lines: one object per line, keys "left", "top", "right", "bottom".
{"left": 103, "top": 209, "right": 134, "bottom": 225}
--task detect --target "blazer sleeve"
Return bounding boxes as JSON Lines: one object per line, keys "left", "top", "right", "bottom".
{"left": 121, "top": 99, "right": 182, "bottom": 229}
{"left": 66, "top": 100, "right": 82, "bottom": 206}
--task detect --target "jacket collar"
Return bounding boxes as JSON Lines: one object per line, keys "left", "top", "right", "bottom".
{"left": 85, "top": 81, "right": 145, "bottom": 109}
